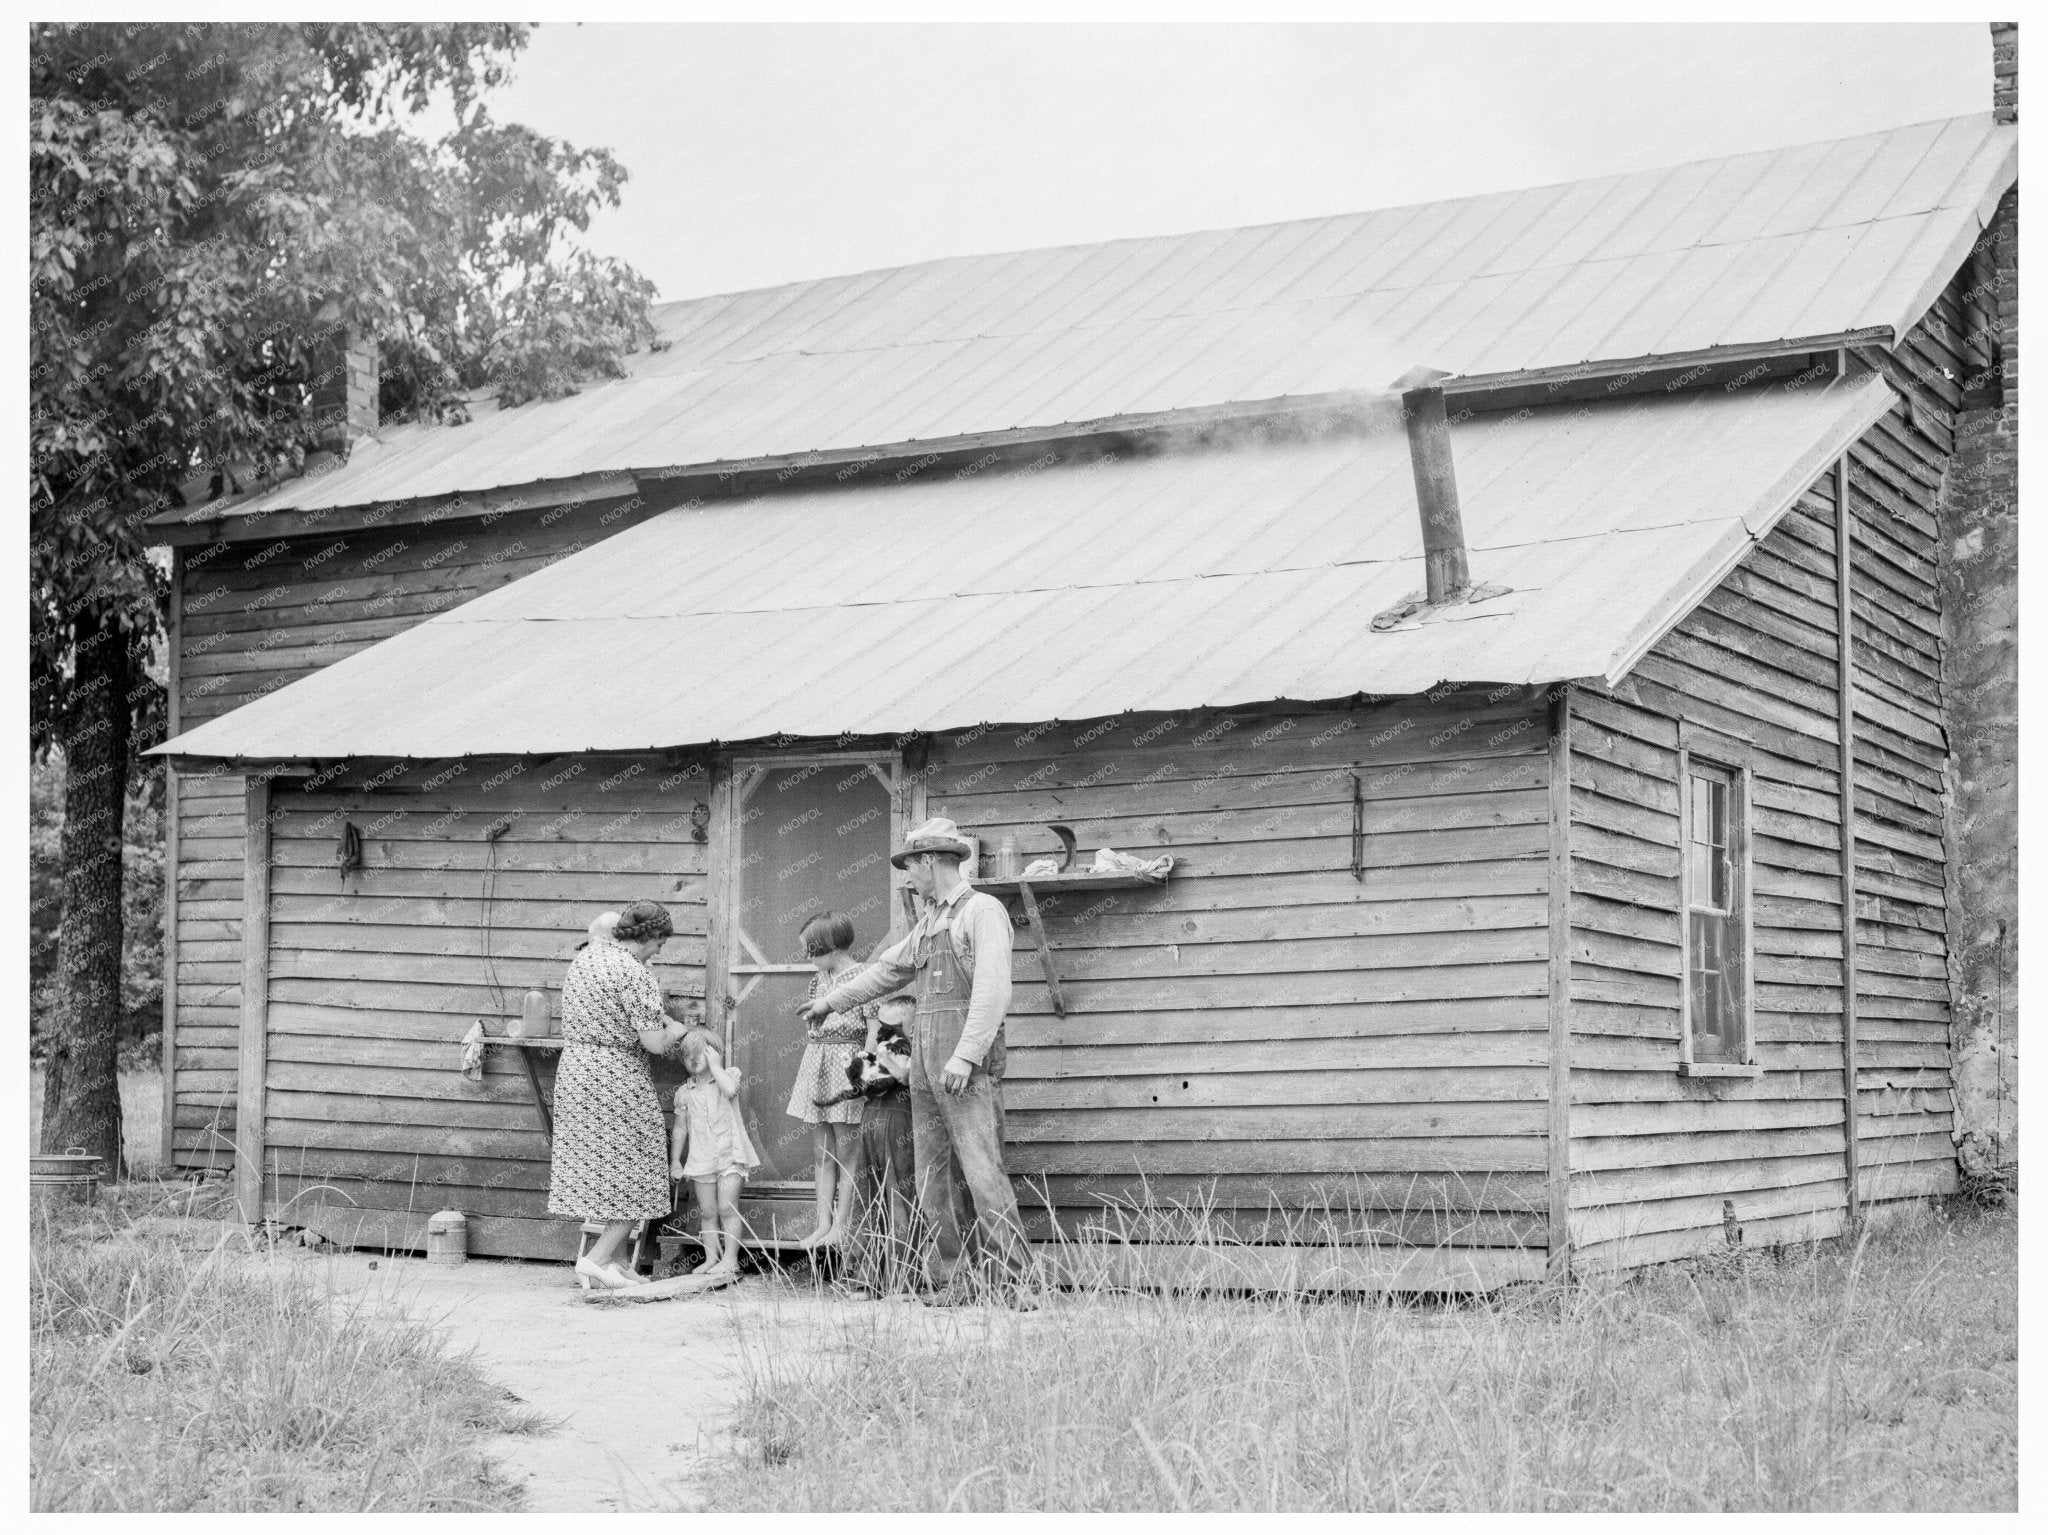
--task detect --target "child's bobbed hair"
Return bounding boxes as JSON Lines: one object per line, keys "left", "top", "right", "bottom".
{"left": 799, "top": 909, "right": 856, "bottom": 958}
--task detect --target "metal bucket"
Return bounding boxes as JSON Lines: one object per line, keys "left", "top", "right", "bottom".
{"left": 426, "top": 1209, "right": 468, "bottom": 1265}
{"left": 31, "top": 1147, "right": 103, "bottom": 1209}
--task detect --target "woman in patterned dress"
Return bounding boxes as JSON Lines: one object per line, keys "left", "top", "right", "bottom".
{"left": 548, "top": 900, "right": 691, "bottom": 1289}
{"left": 786, "top": 911, "right": 876, "bottom": 1249}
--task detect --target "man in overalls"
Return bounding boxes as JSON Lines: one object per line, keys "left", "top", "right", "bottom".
{"left": 803, "top": 817, "right": 1036, "bottom": 1306}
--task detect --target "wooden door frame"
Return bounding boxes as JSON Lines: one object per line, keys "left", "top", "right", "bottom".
{"left": 703, "top": 743, "right": 919, "bottom": 1224}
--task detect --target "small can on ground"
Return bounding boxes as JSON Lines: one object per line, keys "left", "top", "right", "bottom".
{"left": 426, "top": 1208, "right": 468, "bottom": 1265}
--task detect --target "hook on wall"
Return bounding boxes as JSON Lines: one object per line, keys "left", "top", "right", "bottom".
{"left": 1351, "top": 774, "right": 1365, "bottom": 883}
{"left": 337, "top": 821, "right": 363, "bottom": 882}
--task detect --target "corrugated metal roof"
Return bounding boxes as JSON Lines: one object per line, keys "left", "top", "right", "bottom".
{"left": 156, "top": 366, "right": 1896, "bottom": 761}
{"left": 164, "top": 113, "right": 2006, "bottom": 528}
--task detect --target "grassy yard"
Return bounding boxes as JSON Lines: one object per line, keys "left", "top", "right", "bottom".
{"left": 706, "top": 1200, "right": 2017, "bottom": 1512}
{"left": 29, "top": 1185, "right": 536, "bottom": 1511}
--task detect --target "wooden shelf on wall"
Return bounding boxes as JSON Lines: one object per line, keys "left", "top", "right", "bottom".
{"left": 477, "top": 1032, "right": 564, "bottom": 1139}
{"left": 974, "top": 863, "right": 1174, "bottom": 1017}
{"left": 973, "top": 869, "right": 1170, "bottom": 898}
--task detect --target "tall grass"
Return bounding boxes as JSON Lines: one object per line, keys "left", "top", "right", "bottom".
{"left": 705, "top": 1198, "right": 2016, "bottom": 1512}
{"left": 30, "top": 1190, "right": 534, "bottom": 1512}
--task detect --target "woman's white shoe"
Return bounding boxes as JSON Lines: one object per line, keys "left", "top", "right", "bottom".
{"left": 576, "top": 1255, "right": 645, "bottom": 1290}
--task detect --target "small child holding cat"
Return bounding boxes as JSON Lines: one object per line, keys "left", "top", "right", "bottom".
{"left": 669, "top": 1026, "right": 759, "bottom": 1275}
{"left": 857, "top": 994, "right": 917, "bottom": 1277}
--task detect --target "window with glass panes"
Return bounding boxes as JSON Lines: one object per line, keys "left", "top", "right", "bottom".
{"left": 1683, "top": 760, "right": 1748, "bottom": 1064}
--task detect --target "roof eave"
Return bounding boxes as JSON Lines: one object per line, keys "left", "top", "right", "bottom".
{"left": 1883, "top": 128, "right": 2019, "bottom": 351}
{"left": 1597, "top": 370, "right": 1901, "bottom": 689}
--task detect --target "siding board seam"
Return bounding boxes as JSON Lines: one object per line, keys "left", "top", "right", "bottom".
{"left": 160, "top": 546, "right": 183, "bottom": 1170}
{"left": 1548, "top": 686, "right": 1572, "bottom": 1278}
{"left": 235, "top": 777, "right": 271, "bottom": 1223}
{"left": 1835, "top": 453, "right": 1862, "bottom": 1223}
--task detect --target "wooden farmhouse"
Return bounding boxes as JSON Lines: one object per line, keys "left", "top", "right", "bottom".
{"left": 151, "top": 105, "right": 2018, "bottom": 1288}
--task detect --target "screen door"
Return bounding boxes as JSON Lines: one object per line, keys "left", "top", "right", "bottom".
{"left": 724, "top": 756, "right": 901, "bottom": 1199}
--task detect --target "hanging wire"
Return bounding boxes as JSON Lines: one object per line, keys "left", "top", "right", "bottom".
{"left": 481, "top": 818, "right": 513, "bottom": 1020}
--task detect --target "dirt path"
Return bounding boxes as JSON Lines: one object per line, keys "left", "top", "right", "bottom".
{"left": 302, "top": 1249, "right": 929, "bottom": 1511}
{"left": 127, "top": 1210, "right": 1061, "bottom": 1511}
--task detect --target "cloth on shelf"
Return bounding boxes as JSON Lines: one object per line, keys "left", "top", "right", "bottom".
{"left": 459, "top": 1020, "right": 487, "bottom": 1083}
{"left": 1091, "top": 847, "right": 1175, "bottom": 877}
{"left": 1020, "top": 857, "right": 1062, "bottom": 877}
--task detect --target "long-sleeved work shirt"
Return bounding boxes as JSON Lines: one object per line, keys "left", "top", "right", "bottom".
{"left": 822, "top": 879, "right": 1014, "bottom": 1070}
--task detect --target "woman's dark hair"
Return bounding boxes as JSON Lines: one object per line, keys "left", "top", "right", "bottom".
{"left": 613, "top": 900, "right": 674, "bottom": 943}
{"left": 799, "top": 910, "right": 855, "bottom": 958}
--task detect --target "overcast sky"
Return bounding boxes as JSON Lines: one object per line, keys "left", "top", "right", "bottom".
{"left": 486, "top": 23, "right": 1990, "bottom": 303}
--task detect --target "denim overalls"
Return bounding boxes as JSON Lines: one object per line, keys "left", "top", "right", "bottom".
{"left": 908, "top": 908, "right": 1005, "bottom": 1088}
{"left": 907, "top": 904, "right": 1027, "bottom": 1289}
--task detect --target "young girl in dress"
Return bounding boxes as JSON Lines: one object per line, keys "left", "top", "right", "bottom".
{"left": 787, "top": 910, "right": 876, "bottom": 1249}
{"left": 669, "top": 1026, "right": 759, "bottom": 1276}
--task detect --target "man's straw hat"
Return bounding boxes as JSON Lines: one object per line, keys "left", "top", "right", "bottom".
{"left": 890, "top": 816, "right": 976, "bottom": 868}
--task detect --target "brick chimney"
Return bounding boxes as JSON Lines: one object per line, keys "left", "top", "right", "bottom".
{"left": 309, "top": 326, "right": 379, "bottom": 454}
{"left": 1992, "top": 22, "right": 2016, "bottom": 123}
{"left": 1937, "top": 22, "right": 2020, "bottom": 1194}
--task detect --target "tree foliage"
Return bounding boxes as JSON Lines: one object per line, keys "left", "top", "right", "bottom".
{"left": 31, "top": 21, "right": 658, "bottom": 719}
{"left": 29, "top": 22, "right": 660, "bottom": 1172}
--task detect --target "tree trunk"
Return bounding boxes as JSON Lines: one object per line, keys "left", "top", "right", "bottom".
{"left": 40, "top": 609, "right": 130, "bottom": 1176}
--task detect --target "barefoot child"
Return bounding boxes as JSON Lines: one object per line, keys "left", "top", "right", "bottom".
{"left": 786, "top": 911, "right": 877, "bottom": 1249}
{"left": 670, "top": 1026, "right": 759, "bottom": 1275}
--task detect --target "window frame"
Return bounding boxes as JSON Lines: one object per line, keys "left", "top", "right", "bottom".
{"left": 1676, "top": 725, "right": 1759, "bottom": 1078}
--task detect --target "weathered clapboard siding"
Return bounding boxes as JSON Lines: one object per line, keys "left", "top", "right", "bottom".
{"left": 166, "top": 495, "right": 667, "bottom": 1171}
{"left": 167, "top": 767, "right": 247, "bottom": 1168}
{"left": 1566, "top": 464, "right": 1854, "bottom": 1267}
{"left": 252, "top": 756, "right": 712, "bottom": 1256}
{"left": 925, "top": 687, "right": 1555, "bottom": 1252}
{"left": 1567, "top": 313, "right": 1973, "bottom": 1264}
{"left": 176, "top": 497, "right": 656, "bottom": 727}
